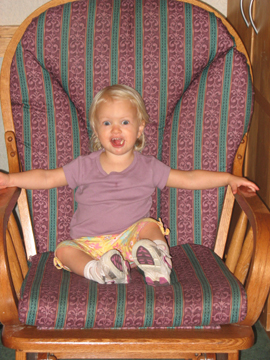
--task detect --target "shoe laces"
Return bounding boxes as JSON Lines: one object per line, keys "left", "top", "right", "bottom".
{"left": 155, "top": 244, "right": 172, "bottom": 268}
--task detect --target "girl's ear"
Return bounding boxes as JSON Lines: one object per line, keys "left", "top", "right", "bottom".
{"left": 92, "top": 123, "right": 98, "bottom": 138}
{"left": 137, "top": 120, "right": 146, "bottom": 138}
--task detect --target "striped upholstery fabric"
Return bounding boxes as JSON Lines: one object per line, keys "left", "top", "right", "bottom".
{"left": 10, "top": 0, "right": 252, "bottom": 328}
{"left": 161, "top": 50, "right": 252, "bottom": 247}
{"left": 19, "top": 245, "right": 247, "bottom": 329}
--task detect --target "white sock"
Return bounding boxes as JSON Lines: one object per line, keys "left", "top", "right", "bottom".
{"left": 83, "top": 260, "right": 105, "bottom": 284}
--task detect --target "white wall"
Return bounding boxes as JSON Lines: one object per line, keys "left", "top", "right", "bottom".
{"left": 0, "top": 0, "right": 227, "bottom": 172}
{"left": 0, "top": 0, "right": 50, "bottom": 26}
{"left": 0, "top": 0, "right": 227, "bottom": 25}
{"left": 202, "top": 0, "right": 227, "bottom": 17}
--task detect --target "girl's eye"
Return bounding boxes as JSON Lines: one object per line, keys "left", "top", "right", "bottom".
{"left": 103, "top": 121, "right": 111, "bottom": 126}
{"left": 122, "top": 120, "right": 129, "bottom": 125}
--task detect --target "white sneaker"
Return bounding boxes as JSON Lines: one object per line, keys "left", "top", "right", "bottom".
{"left": 98, "top": 249, "right": 130, "bottom": 284}
{"left": 132, "top": 239, "right": 172, "bottom": 286}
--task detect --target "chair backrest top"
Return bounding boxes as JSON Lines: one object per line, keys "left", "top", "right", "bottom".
{"left": 1, "top": 0, "right": 251, "bottom": 134}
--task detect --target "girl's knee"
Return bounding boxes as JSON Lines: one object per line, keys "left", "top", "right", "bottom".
{"left": 55, "top": 245, "right": 72, "bottom": 262}
{"left": 54, "top": 246, "right": 71, "bottom": 270}
{"left": 139, "top": 221, "right": 165, "bottom": 241}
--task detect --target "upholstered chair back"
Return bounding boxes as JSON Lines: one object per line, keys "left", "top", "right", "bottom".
{"left": 10, "top": 0, "right": 253, "bottom": 253}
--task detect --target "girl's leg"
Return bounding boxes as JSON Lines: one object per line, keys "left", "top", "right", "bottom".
{"left": 132, "top": 220, "right": 172, "bottom": 285}
{"left": 138, "top": 220, "right": 168, "bottom": 243}
{"left": 55, "top": 246, "right": 94, "bottom": 276}
{"left": 55, "top": 245, "right": 130, "bottom": 284}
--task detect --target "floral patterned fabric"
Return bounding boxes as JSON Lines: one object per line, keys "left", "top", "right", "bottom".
{"left": 10, "top": 0, "right": 253, "bottom": 328}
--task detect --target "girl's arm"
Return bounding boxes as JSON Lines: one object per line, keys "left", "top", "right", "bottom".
{"left": 166, "top": 169, "right": 259, "bottom": 194}
{"left": 0, "top": 168, "right": 68, "bottom": 190}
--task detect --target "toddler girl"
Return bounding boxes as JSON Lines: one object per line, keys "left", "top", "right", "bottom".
{"left": 0, "top": 84, "right": 258, "bottom": 286}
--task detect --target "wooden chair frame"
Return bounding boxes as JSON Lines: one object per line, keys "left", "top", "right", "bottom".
{"left": 1, "top": 1, "right": 270, "bottom": 359}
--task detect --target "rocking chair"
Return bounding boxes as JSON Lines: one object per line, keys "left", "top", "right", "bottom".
{"left": 1, "top": 0, "right": 270, "bottom": 359}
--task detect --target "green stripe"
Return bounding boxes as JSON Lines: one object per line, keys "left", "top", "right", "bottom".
{"left": 85, "top": 281, "right": 98, "bottom": 328}
{"left": 194, "top": 68, "right": 208, "bottom": 169}
{"left": 26, "top": 253, "right": 50, "bottom": 325}
{"left": 111, "top": 0, "right": 120, "bottom": 85}
{"left": 85, "top": 0, "right": 96, "bottom": 137}
{"left": 15, "top": 43, "right": 33, "bottom": 215}
{"left": 37, "top": 13, "right": 58, "bottom": 251}
{"left": 156, "top": 0, "right": 169, "bottom": 219}
{"left": 36, "top": 12, "right": 46, "bottom": 65}
{"left": 158, "top": 0, "right": 168, "bottom": 159}
{"left": 170, "top": 100, "right": 182, "bottom": 170}
{"left": 61, "top": 4, "right": 71, "bottom": 94}
{"left": 218, "top": 49, "right": 234, "bottom": 222}
{"left": 16, "top": 43, "right": 31, "bottom": 171}
{"left": 169, "top": 100, "right": 182, "bottom": 247}
{"left": 169, "top": 187, "right": 177, "bottom": 247}
{"left": 55, "top": 270, "right": 70, "bottom": 329}
{"left": 143, "top": 285, "right": 155, "bottom": 328}
{"left": 209, "top": 13, "right": 217, "bottom": 64}
{"left": 184, "top": 4, "right": 193, "bottom": 92}
{"left": 20, "top": 262, "right": 32, "bottom": 297}
{"left": 219, "top": 50, "right": 233, "bottom": 172}
{"left": 114, "top": 284, "right": 126, "bottom": 328}
{"left": 172, "top": 270, "right": 183, "bottom": 326}
{"left": 69, "top": 107, "right": 81, "bottom": 161}
{"left": 244, "top": 67, "right": 253, "bottom": 134}
{"left": 135, "top": 0, "right": 143, "bottom": 95}
{"left": 61, "top": 4, "right": 81, "bottom": 160}
{"left": 183, "top": 244, "right": 212, "bottom": 325}
{"left": 213, "top": 255, "right": 243, "bottom": 323}
{"left": 194, "top": 66, "right": 210, "bottom": 245}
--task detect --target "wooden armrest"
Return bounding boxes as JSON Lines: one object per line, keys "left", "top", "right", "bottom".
{"left": 0, "top": 186, "right": 21, "bottom": 325}
{"left": 235, "top": 186, "right": 270, "bottom": 326}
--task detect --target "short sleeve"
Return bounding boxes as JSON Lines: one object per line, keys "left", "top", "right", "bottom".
{"left": 151, "top": 157, "right": 171, "bottom": 190}
{"left": 63, "top": 156, "right": 83, "bottom": 189}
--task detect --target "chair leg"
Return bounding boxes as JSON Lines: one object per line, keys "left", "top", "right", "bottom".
{"left": 228, "top": 352, "right": 239, "bottom": 360}
{"left": 16, "top": 351, "right": 27, "bottom": 360}
{"left": 37, "top": 354, "right": 57, "bottom": 360}
{"left": 196, "top": 354, "right": 216, "bottom": 360}
{"left": 216, "top": 355, "right": 227, "bottom": 360}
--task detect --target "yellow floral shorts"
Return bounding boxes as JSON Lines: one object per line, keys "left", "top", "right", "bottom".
{"left": 54, "top": 218, "right": 169, "bottom": 271}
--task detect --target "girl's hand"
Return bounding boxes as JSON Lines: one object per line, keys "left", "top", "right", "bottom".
{"left": 228, "top": 174, "right": 259, "bottom": 194}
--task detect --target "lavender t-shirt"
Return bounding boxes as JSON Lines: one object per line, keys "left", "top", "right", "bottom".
{"left": 63, "top": 150, "right": 171, "bottom": 238}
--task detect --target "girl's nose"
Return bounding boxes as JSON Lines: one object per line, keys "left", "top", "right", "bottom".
{"left": 112, "top": 124, "right": 121, "bottom": 133}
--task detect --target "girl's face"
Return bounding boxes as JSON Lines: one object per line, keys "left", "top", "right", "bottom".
{"left": 94, "top": 98, "right": 145, "bottom": 159}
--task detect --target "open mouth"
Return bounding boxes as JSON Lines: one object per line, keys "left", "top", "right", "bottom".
{"left": 111, "top": 138, "right": 125, "bottom": 147}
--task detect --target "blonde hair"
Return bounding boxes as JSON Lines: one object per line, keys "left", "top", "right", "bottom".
{"left": 89, "top": 84, "right": 149, "bottom": 152}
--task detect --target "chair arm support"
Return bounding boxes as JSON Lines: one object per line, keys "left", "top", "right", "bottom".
{"left": 235, "top": 186, "right": 270, "bottom": 326}
{"left": 0, "top": 186, "right": 21, "bottom": 325}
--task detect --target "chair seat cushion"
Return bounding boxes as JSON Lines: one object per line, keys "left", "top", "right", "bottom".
{"left": 19, "top": 244, "right": 247, "bottom": 329}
